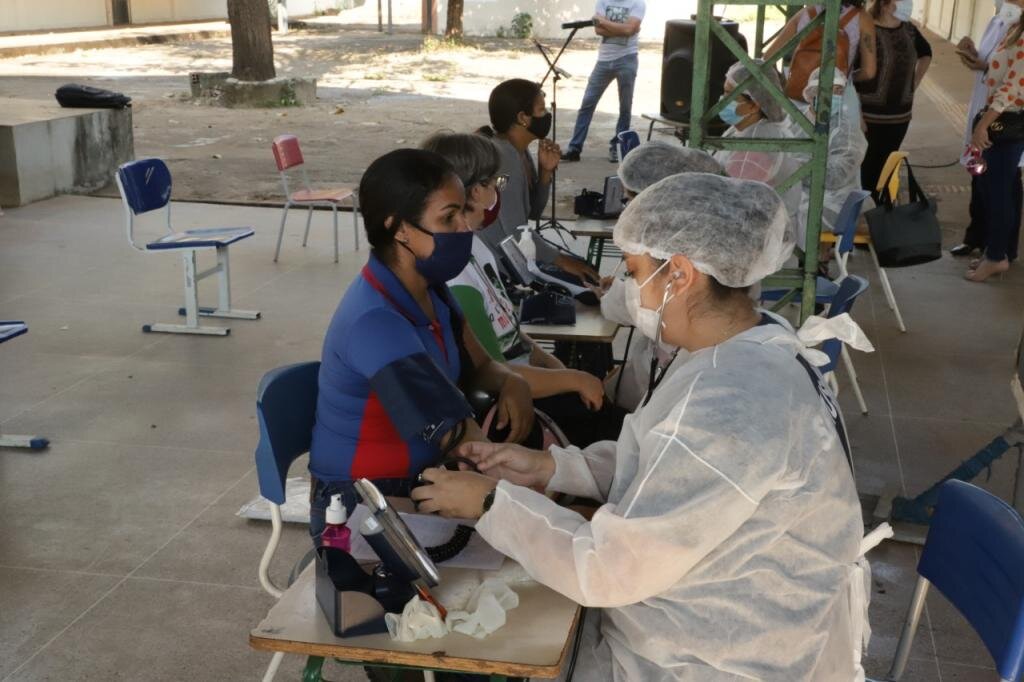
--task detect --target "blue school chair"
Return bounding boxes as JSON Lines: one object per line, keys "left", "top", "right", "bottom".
{"left": 817, "top": 275, "right": 870, "bottom": 415}
{"left": 0, "top": 322, "right": 48, "bottom": 450}
{"left": 617, "top": 130, "right": 641, "bottom": 160}
{"left": 888, "top": 480, "right": 1024, "bottom": 681}
{"left": 116, "top": 158, "right": 260, "bottom": 336}
{"left": 254, "top": 361, "right": 321, "bottom": 681}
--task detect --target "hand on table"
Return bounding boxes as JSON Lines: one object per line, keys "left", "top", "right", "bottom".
{"left": 556, "top": 254, "right": 601, "bottom": 285}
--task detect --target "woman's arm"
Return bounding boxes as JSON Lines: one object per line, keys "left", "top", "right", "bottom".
{"left": 912, "top": 26, "right": 933, "bottom": 90}
{"left": 462, "top": 321, "right": 536, "bottom": 442}
{"left": 854, "top": 13, "right": 877, "bottom": 82}
{"left": 763, "top": 13, "right": 800, "bottom": 61}
{"left": 512, "top": 364, "right": 605, "bottom": 409}
{"left": 523, "top": 333, "right": 566, "bottom": 369}
{"left": 914, "top": 56, "right": 932, "bottom": 90}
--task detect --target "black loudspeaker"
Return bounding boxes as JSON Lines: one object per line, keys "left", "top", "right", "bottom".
{"left": 661, "top": 19, "right": 749, "bottom": 127}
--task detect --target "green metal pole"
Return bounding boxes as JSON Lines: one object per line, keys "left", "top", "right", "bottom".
{"left": 754, "top": 5, "right": 766, "bottom": 57}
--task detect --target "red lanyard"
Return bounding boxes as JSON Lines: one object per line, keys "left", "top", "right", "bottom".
{"left": 361, "top": 264, "right": 448, "bottom": 361}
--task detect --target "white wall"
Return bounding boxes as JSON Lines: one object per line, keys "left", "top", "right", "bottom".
{"left": 435, "top": 0, "right": 700, "bottom": 39}
{"left": 0, "top": 0, "right": 108, "bottom": 32}
{"left": 129, "top": 0, "right": 228, "bottom": 24}
{"left": 915, "top": 0, "right": 997, "bottom": 45}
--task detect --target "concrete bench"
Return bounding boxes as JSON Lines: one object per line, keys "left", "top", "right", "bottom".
{"left": 0, "top": 99, "right": 134, "bottom": 207}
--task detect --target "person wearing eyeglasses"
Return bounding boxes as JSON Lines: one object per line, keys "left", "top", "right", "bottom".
{"left": 423, "top": 131, "right": 622, "bottom": 446}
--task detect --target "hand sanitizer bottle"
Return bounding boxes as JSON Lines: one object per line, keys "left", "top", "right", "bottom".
{"left": 320, "top": 494, "right": 351, "bottom": 552}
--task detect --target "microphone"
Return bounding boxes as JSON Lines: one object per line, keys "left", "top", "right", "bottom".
{"left": 561, "top": 19, "right": 595, "bottom": 29}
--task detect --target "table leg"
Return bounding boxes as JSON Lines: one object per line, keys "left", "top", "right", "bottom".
{"left": 301, "top": 656, "right": 325, "bottom": 682}
{"left": 594, "top": 238, "right": 605, "bottom": 270}
{"left": 647, "top": 119, "right": 655, "bottom": 141}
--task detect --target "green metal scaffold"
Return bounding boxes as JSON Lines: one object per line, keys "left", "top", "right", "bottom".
{"left": 689, "top": 0, "right": 843, "bottom": 322}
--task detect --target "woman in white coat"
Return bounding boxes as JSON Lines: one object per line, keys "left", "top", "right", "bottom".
{"left": 412, "top": 173, "right": 864, "bottom": 681}
{"left": 596, "top": 140, "right": 725, "bottom": 411}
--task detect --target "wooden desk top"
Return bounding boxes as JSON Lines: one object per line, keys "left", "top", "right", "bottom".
{"left": 569, "top": 217, "right": 616, "bottom": 239}
{"left": 250, "top": 564, "right": 581, "bottom": 678}
{"left": 521, "top": 305, "right": 619, "bottom": 343}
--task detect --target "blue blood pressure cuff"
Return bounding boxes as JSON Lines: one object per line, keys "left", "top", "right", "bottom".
{"left": 369, "top": 352, "right": 473, "bottom": 446}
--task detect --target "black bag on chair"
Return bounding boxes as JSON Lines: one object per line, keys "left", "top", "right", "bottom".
{"left": 864, "top": 160, "right": 942, "bottom": 268}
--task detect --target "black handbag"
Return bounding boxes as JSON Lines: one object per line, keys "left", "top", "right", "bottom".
{"left": 55, "top": 84, "right": 132, "bottom": 109}
{"left": 972, "top": 107, "right": 1024, "bottom": 144}
{"left": 864, "top": 160, "right": 942, "bottom": 268}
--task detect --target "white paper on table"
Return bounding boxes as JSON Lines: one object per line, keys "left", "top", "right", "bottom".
{"left": 347, "top": 504, "right": 506, "bottom": 571}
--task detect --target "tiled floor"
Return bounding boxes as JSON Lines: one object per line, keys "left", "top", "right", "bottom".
{"left": 1, "top": 35, "right": 1018, "bottom": 682}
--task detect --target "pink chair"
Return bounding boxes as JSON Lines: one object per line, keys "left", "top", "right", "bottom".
{"left": 271, "top": 134, "right": 359, "bottom": 263}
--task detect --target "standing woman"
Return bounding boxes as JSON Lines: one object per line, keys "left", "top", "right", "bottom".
{"left": 968, "top": 1, "right": 1024, "bottom": 282}
{"left": 951, "top": 0, "right": 1019, "bottom": 258}
{"left": 766, "top": 1, "right": 878, "bottom": 86}
{"left": 856, "top": 0, "right": 932, "bottom": 201}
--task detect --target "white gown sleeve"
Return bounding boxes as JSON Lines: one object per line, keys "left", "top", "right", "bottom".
{"left": 545, "top": 441, "right": 618, "bottom": 501}
{"left": 476, "top": 371, "right": 791, "bottom": 608}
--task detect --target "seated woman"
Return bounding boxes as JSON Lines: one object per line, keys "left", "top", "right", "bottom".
{"left": 477, "top": 78, "right": 599, "bottom": 285}
{"left": 421, "top": 130, "right": 622, "bottom": 446}
{"left": 412, "top": 173, "right": 864, "bottom": 680}
{"left": 307, "top": 148, "right": 536, "bottom": 539}
{"left": 794, "top": 68, "right": 868, "bottom": 245}
{"left": 593, "top": 140, "right": 726, "bottom": 411}
{"left": 714, "top": 60, "right": 802, "bottom": 226}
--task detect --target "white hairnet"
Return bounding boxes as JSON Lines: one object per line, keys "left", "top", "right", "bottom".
{"left": 618, "top": 141, "right": 724, "bottom": 193}
{"left": 613, "top": 173, "right": 795, "bottom": 287}
{"left": 802, "top": 67, "right": 848, "bottom": 105}
{"left": 725, "top": 60, "right": 785, "bottom": 123}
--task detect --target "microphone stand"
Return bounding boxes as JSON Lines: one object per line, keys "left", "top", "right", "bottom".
{"left": 534, "top": 32, "right": 579, "bottom": 247}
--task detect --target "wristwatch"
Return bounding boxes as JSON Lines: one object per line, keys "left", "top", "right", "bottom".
{"left": 481, "top": 487, "right": 497, "bottom": 516}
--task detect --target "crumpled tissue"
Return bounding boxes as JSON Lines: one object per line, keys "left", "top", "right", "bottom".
{"left": 384, "top": 578, "right": 520, "bottom": 642}
{"left": 796, "top": 313, "right": 875, "bottom": 367}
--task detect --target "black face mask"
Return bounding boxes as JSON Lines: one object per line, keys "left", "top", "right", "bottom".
{"left": 526, "top": 112, "right": 552, "bottom": 139}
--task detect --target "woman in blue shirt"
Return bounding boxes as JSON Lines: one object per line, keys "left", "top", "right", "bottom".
{"left": 308, "top": 148, "right": 534, "bottom": 539}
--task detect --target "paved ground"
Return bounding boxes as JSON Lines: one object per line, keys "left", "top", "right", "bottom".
{"left": 0, "top": 19, "right": 1018, "bottom": 682}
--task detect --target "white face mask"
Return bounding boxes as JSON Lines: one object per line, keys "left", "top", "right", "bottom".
{"left": 624, "top": 261, "right": 673, "bottom": 342}
{"left": 893, "top": 0, "right": 914, "bottom": 21}
{"left": 1000, "top": 1, "right": 1022, "bottom": 22}
{"left": 996, "top": 0, "right": 1005, "bottom": 11}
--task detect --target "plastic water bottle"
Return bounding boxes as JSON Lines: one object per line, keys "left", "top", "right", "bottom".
{"left": 965, "top": 145, "right": 987, "bottom": 176}
{"left": 320, "top": 494, "right": 351, "bottom": 552}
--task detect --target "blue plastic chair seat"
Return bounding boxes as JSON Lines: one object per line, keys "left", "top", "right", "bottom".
{"left": 145, "top": 227, "right": 255, "bottom": 251}
{"left": 0, "top": 321, "right": 28, "bottom": 344}
{"left": 760, "top": 277, "right": 839, "bottom": 304}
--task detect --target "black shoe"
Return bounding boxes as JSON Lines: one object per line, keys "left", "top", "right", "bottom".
{"left": 561, "top": 149, "right": 581, "bottom": 162}
{"left": 950, "top": 243, "right": 978, "bottom": 256}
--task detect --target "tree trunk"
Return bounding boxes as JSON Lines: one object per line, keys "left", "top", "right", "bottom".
{"left": 444, "top": 0, "right": 464, "bottom": 38}
{"left": 228, "top": 0, "right": 276, "bottom": 81}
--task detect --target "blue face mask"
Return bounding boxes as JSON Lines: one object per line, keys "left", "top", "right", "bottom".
{"left": 403, "top": 223, "right": 474, "bottom": 285}
{"left": 719, "top": 99, "right": 745, "bottom": 126}
{"left": 831, "top": 94, "right": 845, "bottom": 117}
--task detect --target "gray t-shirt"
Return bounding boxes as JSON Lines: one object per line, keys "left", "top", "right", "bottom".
{"left": 596, "top": 0, "right": 646, "bottom": 62}
{"left": 476, "top": 136, "right": 558, "bottom": 273}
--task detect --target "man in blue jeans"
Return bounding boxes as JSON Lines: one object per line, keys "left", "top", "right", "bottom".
{"left": 561, "top": 0, "right": 646, "bottom": 163}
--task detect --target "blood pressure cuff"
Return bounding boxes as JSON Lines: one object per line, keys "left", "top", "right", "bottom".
{"left": 369, "top": 352, "right": 473, "bottom": 446}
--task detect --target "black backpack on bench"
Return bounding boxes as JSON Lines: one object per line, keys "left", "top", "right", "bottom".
{"left": 55, "top": 84, "right": 132, "bottom": 109}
